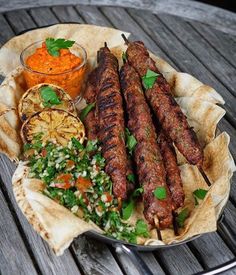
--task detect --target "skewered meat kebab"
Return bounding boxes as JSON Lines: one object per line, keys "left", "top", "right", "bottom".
{"left": 157, "top": 131, "right": 184, "bottom": 210}
{"left": 120, "top": 62, "right": 173, "bottom": 229}
{"left": 96, "top": 43, "right": 129, "bottom": 200}
{"left": 83, "top": 68, "right": 99, "bottom": 141}
{"left": 123, "top": 35, "right": 211, "bottom": 186}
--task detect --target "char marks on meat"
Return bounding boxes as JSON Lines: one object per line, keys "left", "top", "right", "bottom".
{"left": 97, "top": 46, "right": 128, "bottom": 200}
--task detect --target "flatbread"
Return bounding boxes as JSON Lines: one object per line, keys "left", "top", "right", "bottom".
{"left": 0, "top": 24, "right": 234, "bottom": 255}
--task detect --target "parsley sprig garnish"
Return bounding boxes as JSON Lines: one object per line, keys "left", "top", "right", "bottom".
{"left": 45, "top": 38, "right": 75, "bottom": 57}
{"left": 142, "top": 69, "right": 160, "bottom": 90}
{"left": 40, "top": 86, "right": 61, "bottom": 107}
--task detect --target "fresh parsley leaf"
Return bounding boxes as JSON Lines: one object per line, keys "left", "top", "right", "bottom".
{"left": 122, "top": 51, "right": 127, "bottom": 62}
{"left": 135, "top": 219, "right": 149, "bottom": 237}
{"left": 45, "top": 38, "right": 75, "bottom": 57}
{"left": 132, "top": 187, "right": 144, "bottom": 198}
{"left": 142, "top": 69, "right": 159, "bottom": 90}
{"left": 86, "top": 140, "right": 98, "bottom": 152}
{"left": 127, "top": 173, "right": 135, "bottom": 184}
{"left": 40, "top": 86, "right": 61, "bottom": 107}
{"left": 23, "top": 143, "right": 31, "bottom": 152}
{"left": 80, "top": 102, "right": 96, "bottom": 122}
{"left": 125, "top": 128, "right": 137, "bottom": 155}
{"left": 153, "top": 187, "right": 167, "bottom": 200}
{"left": 122, "top": 200, "right": 135, "bottom": 220}
{"left": 177, "top": 208, "right": 189, "bottom": 228}
{"left": 193, "top": 189, "right": 208, "bottom": 200}
{"left": 71, "top": 137, "right": 84, "bottom": 150}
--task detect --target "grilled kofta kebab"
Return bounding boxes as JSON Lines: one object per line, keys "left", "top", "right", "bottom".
{"left": 83, "top": 68, "right": 99, "bottom": 141}
{"left": 123, "top": 37, "right": 210, "bottom": 185}
{"left": 157, "top": 131, "right": 184, "bottom": 210}
{"left": 120, "top": 62, "right": 173, "bottom": 229}
{"left": 96, "top": 44, "right": 129, "bottom": 200}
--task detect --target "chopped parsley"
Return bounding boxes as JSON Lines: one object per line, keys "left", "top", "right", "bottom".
{"left": 177, "top": 208, "right": 190, "bottom": 228}
{"left": 45, "top": 38, "right": 75, "bottom": 57}
{"left": 122, "top": 51, "right": 127, "bottom": 62}
{"left": 127, "top": 173, "right": 135, "bottom": 184}
{"left": 40, "top": 86, "right": 61, "bottom": 107}
{"left": 153, "top": 187, "right": 167, "bottom": 200}
{"left": 125, "top": 128, "right": 137, "bottom": 155}
{"left": 25, "top": 136, "right": 150, "bottom": 244}
{"left": 193, "top": 188, "right": 208, "bottom": 206}
{"left": 142, "top": 69, "right": 160, "bottom": 90}
{"left": 80, "top": 102, "right": 96, "bottom": 122}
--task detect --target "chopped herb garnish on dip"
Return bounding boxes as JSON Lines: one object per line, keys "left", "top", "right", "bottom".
{"left": 177, "top": 208, "right": 189, "bottom": 228}
{"left": 40, "top": 86, "right": 61, "bottom": 107}
{"left": 45, "top": 38, "right": 75, "bottom": 57}
{"left": 25, "top": 136, "right": 150, "bottom": 244}
{"left": 125, "top": 128, "right": 137, "bottom": 155}
{"left": 142, "top": 69, "right": 159, "bottom": 90}
{"left": 153, "top": 186, "right": 167, "bottom": 200}
{"left": 80, "top": 102, "right": 96, "bottom": 122}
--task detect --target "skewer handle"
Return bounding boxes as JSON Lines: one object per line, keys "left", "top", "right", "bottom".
{"left": 121, "top": 33, "right": 129, "bottom": 44}
{"left": 199, "top": 167, "right": 212, "bottom": 186}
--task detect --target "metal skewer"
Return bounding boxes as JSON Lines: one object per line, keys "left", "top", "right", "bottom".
{"left": 154, "top": 216, "right": 163, "bottom": 241}
{"left": 121, "top": 33, "right": 129, "bottom": 44}
{"left": 198, "top": 166, "right": 212, "bottom": 187}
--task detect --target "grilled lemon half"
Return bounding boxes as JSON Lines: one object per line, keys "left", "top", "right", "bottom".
{"left": 18, "top": 83, "right": 77, "bottom": 121}
{"left": 21, "top": 109, "right": 85, "bottom": 146}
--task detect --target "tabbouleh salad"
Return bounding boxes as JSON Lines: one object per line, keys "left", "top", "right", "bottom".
{"left": 24, "top": 134, "right": 150, "bottom": 243}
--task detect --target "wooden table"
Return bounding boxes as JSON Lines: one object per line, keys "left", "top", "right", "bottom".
{"left": 0, "top": 2, "right": 236, "bottom": 275}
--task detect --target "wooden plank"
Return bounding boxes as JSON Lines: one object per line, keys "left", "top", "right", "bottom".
{"left": 72, "top": 235, "right": 123, "bottom": 275}
{"left": 230, "top": 173, "right": 236, "bottom": 205}
{"left": 0, "top": 182, "right": 38, "bottom": 275}
{"left": 52, "top": 5, "right": 84, "bottom": 23}
{"left": 189, "top": 21, "right": 236, "bottom": 68}
{"left": 0, "top": 1, "right": 236, "bottom": 35}
{"left": 127, "top": 8, "right": 236, "bottom": 128}
{"left": 0, "top": 155, "right": 82, "bottom": 275}
{"left": 189, "top": 232, "right": 235, "bottom": 270}
{"left": 5, "top": 9, "right": 36, "bottom": 35}
{"left": 217, "top": 119, "right": 236, "bottom": 160}
{"left": 75, "top": 5, "right": 111, "bottom": 27}
{"left": 100, "top": 6, "right": 176, "bottom": 67}
{"left": 112, "top": 247, "right": 165, "bottom": 275}
{"left": 29, "top": 7, "right": 58, "bottom": 27}
{"left": 0, "top": 14, "right": 15, "bottom": 45}
{"left": 156, "top": 14, "right": 236, "bottom": 97}
{"left": 155, "top": 245, "right": 203, "bottom": 274}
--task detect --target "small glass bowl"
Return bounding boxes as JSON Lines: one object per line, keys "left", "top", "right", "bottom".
{"left": 20, "top": 40, "right": 87, "bottom": 101}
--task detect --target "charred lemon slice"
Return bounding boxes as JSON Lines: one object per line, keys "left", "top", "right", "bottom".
{"left": 18, "top": 83, "right": 77, "bottom": 121}
{"left": 21, "top": 109, "right": 85, "bottom": 146}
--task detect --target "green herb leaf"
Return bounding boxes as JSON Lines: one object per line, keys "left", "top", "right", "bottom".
{"left": 122, "top": 51, "right": 127, "bottom": 62}
{"left": 45, "top": 38, "right": 75, "bottom": 57}
{"left": 86, "top": 140, "right": 98, "bottom": 152}
{"left": 142, "top": 69, "right": 159, "bottom": 90}
{"left": 135, "top": 219, "right": 149, "bottom": 237}
{"left": 177, "top": 208, "right": 189, "bottom": 228}
{"left": 132, "top": 187, "right": 144, "bottom": 198}
{"left": 127, "top": 173, "right": 135, "bottom": 184}
{"left": 40, "top": 86, "right": 61, "bottom": 107}
{"left": 193, "top": 189, "right": 208, "bottom": 200}
{"left": 23, "top": 143, "right": 31, "bottom": 152}
{"left": 122, "top": 200, "right": 135, "bottom": 220}
{"left": 125, "top": 128, "right": 137, "bottom": 155}
{"left": 71, "top": 137, "right": 84, "bottom": 150}
{"left": 80, "top": 102, "right": 96, "bottom": 122}
{"left": 153, "top": 187, "right": 167, "bottom": 200}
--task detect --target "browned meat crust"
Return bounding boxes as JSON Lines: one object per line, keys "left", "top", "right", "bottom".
{"left": 126, "top": 41, "right": 203, "bottom": 167}
{"left": 157, "top": 131, "right": 184, "bottom": 210}
{"left": 120, "top": 62, "right": 173, "bottom": 229}
{"left": 83, "top": 68, "right": 99, "bottom": 141}
{"left": 97, "top": 46, "right": 128, "bottom": 200}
